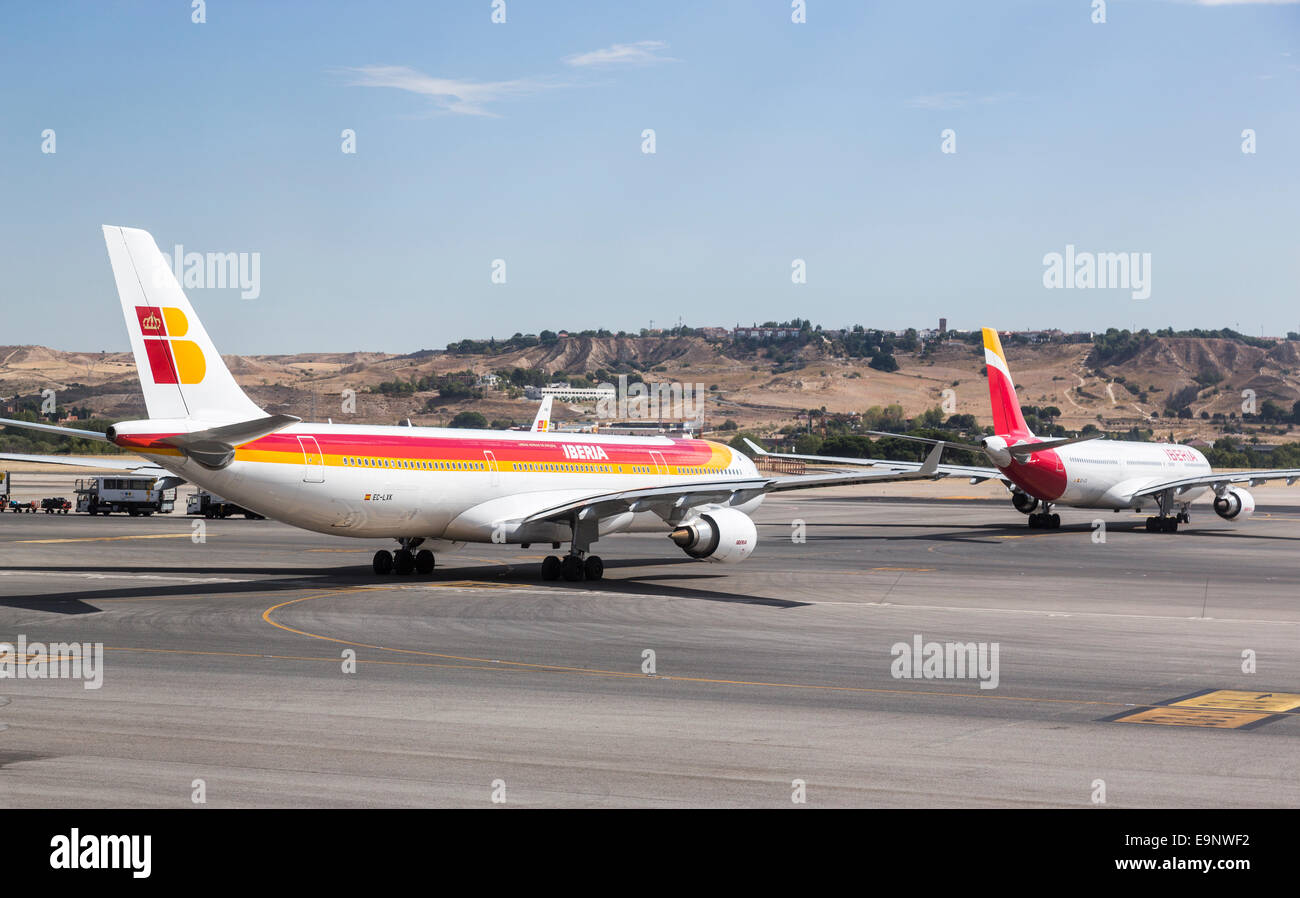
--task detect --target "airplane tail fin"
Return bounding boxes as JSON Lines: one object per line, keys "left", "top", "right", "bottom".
{"left": 102, "top": 225, "right": 265, "bottom": 423}
{"left": 981, "top": 328, "right": 1032, "bottom": 437}
{"left": 530, "top": 394, "right": 553, "bottom": 433}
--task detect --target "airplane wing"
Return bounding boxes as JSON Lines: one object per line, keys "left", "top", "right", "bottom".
{"left": 520, "top": 442, "right": 950, "bottom": 526}
{"left": 1130, "top": 468, "right": 1300, "bottom": 500}
{"left": 0, "top": 451, "right": 163, "bottom": 472}
{"left": 742, "top": 437, "right": 1007, "bottom": 485}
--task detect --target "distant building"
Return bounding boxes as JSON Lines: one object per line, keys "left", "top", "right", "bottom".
{"left": 733, "top": 326, "right": 799, "bottom": 340}
{"left": 525, "top": 385, "right": 617, "bottom": 402}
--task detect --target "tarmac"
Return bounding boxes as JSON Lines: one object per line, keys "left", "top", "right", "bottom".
{"left": 1, "top": 470, "right": 1298, "bottom": 807}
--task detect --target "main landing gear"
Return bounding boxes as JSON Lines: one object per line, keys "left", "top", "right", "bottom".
{"left": 539, "top": 512, "right": 604, "bottom": 582}
{"left": 1027, "top": 507, "right": 1061, "bottom": 529}
{"left": 540, "top": 552, "right": 604, "bottom": 582}
{"left": 1142, "top": 490, "right": 1190, "bottom": 534}
{"left": 372, "top": 538, "right": 436, "bottom": 575}
{"left": 1144, "top": 511, "right": 1189, "bottom": 533}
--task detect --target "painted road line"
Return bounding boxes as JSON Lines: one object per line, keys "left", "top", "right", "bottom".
{"left": 16, "top": 534, "right": 192, "bottom": 544}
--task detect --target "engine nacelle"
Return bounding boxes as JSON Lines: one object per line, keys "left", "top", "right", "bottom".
{"left": 669, "top": 508, "right": 757, "bottom": 563}
{"left": 1213, "top": 487, "right": 1255, "bottom": 521}
{"left": 1011, "top": 491, "right": 1039, "bottom": 515}
{"left": 981, "top": 435, "right": 1012, "bottom": 468}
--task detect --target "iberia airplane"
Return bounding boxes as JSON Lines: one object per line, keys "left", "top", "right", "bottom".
{"left": 747, "top": 328, "right": 1300, "bottom": 533}
{"left": 0, "top": 226, "right": 966, "bottom": 580}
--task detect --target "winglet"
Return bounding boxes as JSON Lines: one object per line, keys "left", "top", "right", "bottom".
{"left": 742, "top": 437, "right": 768, "bottom": 456}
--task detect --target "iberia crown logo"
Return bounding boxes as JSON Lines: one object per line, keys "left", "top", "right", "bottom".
{"left": 135, "top": 306, "right": 206, "bottom": 385}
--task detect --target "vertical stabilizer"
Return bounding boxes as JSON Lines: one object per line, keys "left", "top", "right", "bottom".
{"left": 102, "top": 226, "right": 264, "bottom": 423}
{"left": 981, "top": 328, "right": 1032, "bottom": 437}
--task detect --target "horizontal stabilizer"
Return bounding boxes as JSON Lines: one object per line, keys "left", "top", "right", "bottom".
{"left": 0, "top": 417, "right": 109, "bottom": 441}
{"left": 1007, "top": 433, "right": 1102, "bottom": 461}
{"left": 160, "top": 414, "right": 300, "bottom": 468}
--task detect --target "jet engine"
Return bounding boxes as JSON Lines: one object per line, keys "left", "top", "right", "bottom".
{"left": 1213, "top": 487, "right": 1255, "bottom": 521}
{"left": 669, "top": 508, "right": 757, "bottom": 563}
{"left": 1011, "top": 490, "right": 1040, "bottom": 515}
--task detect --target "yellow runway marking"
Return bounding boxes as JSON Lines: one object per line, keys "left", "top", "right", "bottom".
{"left": 1115, "top": 707, "right": 1274, "bottom": 729}
{"left": 1103, "top": 688, "right": 1300, "bottom": 730}
{"left": 17, "top": 533, "right": 191, "bottom": 544}
{"left": 104, "top": 644, "right": 514, "bottom": 673}
{"left": 1171, "top": 690, "right": 1300, "bottom": 713}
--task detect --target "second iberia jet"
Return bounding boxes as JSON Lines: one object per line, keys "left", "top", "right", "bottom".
{"left": 0, "top": 226, "right": 960, "bottom": 580}
{"left": 748, "top": 328, "right": 1300, "bottom": 533}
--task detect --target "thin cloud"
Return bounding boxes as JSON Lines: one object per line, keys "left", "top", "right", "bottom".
{"left": 564, "top": 40, "right": 675, "bottom": 67}
{"left": 1191, "top": 1, "right": 1299, "bottom": 5}
{"left": 907, "top": 91, "right": 1015, "bottom": 110}
{"left": 342, "top": 65, "right": 559, "bottom": 117}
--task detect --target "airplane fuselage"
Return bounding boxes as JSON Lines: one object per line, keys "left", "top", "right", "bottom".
{"left": 998, "top": 438, "right": 1211, "bottom": 510}
{"left": 113, "top": 423, "right": 765, "bottom": 540}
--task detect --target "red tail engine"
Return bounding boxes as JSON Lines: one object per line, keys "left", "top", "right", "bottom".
{"left": 1213, "top": 487, "right": 1255, "bottom": 521}
{"left": 669, "top": 508, "right": 757, "bottom": 563}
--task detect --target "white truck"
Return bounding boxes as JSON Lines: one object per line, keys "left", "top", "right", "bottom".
{"left": 75, "top": 476, "right": 175, "bottom": 516}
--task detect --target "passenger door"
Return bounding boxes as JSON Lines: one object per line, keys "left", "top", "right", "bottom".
{"left": 297, "top": 436, "right": 325, "bottom": 483}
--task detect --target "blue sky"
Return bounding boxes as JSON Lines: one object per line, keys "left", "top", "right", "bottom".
{"left": 1, "top": 0, "right": 1297, "bottom": 353}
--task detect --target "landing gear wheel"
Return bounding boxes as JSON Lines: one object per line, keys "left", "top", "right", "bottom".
{"left": 1145, "top": 517, "right": 1156, "bottom": 532}
{"left": 1162, "top": 517, "right": 1178, "bottom": 534}
{"left": 372, "top": 549, "right": 394, "bottom": 575}
{"left": 541, "top": 555, "right": 562, "bottom": 581}
{"left": 560, "top": 555, "right": 585, "bottom": 582}
{"left": 1049, "top": 513, "right": 1060, "bottom": 529}
{"left": 414, "top": 549, "right": 435, "bottom": 574}
{"left": 394, "top": 549, "right": 415, "bottom": 575}
{"left": 1028, "top": 514, "right": 1040, "bottom": 529}
{"left": 583, "top": 555, "right": 604, "bottom": 581}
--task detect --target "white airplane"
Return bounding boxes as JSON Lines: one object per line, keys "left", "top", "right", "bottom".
{"left": 747, "top": 328, "right": 1300, "bottom": 533}
{"left": 530, "top": 394, "right": 553, "bottom": 433}
{"left": 0, "top": 226, "right": 965, "bottom": 580}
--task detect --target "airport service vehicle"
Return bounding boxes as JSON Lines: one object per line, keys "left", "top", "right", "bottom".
{"left": 187, "top": 489, "right": 263, "bottom": 519}
{"left": 748, "top": 327, "right": 1300, "bottom": 532}
{"left": 0, "top": 471, "right": 8, "bottom": 504}
{"left": 41, "top": 497, "right": 72, "bottom": 514}
{"left": 75, "top": 476, "right": 174, "bottom": 516}
{"left": 8, "top": 499, "right": 36, "bottom": 513}
{"left": 0, "top": 226, "right": 960, "bottom": 580}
